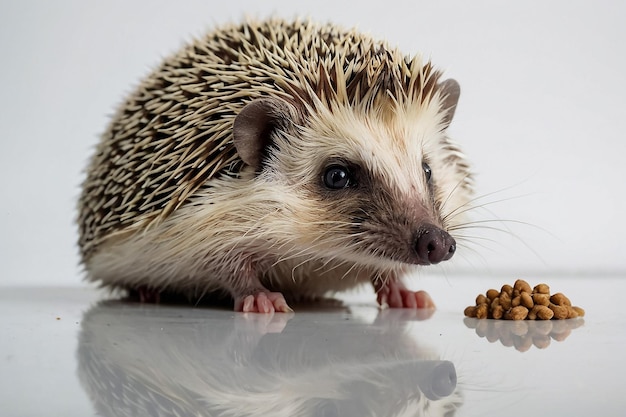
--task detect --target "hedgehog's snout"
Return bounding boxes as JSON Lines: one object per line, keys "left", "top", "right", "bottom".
{"left": 414, "top": 224, "right": 456, "bottom": 265}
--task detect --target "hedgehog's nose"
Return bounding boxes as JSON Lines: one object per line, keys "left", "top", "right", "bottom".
{"left": 414, "top": 224, "right": 456, "bottom": 265}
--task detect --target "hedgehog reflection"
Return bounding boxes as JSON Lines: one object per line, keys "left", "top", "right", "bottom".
{"left": 77, "top": 302, "right": 462, "bottom": 417}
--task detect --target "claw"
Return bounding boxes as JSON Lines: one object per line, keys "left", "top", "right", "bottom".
{"left": 235, "top": 291, "right": 293, "bottom": 313}
{"left": 374, "top": 278, "right": 435, "bottom": 310}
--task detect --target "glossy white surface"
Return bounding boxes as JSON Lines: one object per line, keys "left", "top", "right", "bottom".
{"left": 2, "top": 275, "right": 624, "bottom": 416}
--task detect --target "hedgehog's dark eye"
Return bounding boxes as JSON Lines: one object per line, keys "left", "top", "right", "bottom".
{"left": 422, "top": 162, "right": 432, "bottom": 183}
{"left": 323, "top": 165, "right": 352, "bottom": 190}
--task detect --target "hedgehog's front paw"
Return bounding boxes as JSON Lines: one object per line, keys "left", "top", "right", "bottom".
{"left": 235, "top": 291, "right": 293, "bottom": 313}
{"left": 375, "top": 279, "right": 435, "bottom": 310}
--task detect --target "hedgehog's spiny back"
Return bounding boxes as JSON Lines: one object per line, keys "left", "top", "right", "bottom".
{"left": 78, "top": 18, "right": 442, "bottom": 260}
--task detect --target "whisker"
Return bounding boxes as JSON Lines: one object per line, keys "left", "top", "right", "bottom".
{"left": 440, "top": 172, "right": 473, "bottom": 212}
{"left": 453, "top": 234, "right": 500, "bottom": 244}
{"left": 455, "top": 235, "right": 505, "bottom": 253}
{"left": 454, "top": 244, "right": 490, "bottom": 269}
{"left": 339, "top": 262, "right": 360, "bottom": 281}
{"left": 455, "top": 223, "right": 549, "bottom": 266}
{"left": 449, "top": 218, "right": 555, "bottom": 237}
{"left": 443, "top": 192, "right": 536, "bottom": 223}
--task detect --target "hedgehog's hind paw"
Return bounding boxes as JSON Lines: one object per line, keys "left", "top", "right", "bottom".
{"left": 234, "top": 291, "right": 293, "bottom": 313}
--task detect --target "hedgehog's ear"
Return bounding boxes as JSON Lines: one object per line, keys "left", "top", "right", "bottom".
{"left": 233, "top": 98, "right": 296, "bottom": 170}
{"left": 438, "top": 79, "right": 460, "bottom": 128}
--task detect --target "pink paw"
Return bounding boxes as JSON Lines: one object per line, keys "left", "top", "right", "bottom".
{"left": 234, "top": 291, "right": 293, "bottom": 313}
{"left": 376, "top": 281, "right": 435, "bottom": 310}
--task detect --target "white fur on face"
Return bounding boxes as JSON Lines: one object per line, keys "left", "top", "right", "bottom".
{"left": 274, "top": 93, "right": 470, "bottom": 229}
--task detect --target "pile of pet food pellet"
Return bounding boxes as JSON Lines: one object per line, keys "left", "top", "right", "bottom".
{"left": 464, "top": 279, "right": 585, "bottom": 320}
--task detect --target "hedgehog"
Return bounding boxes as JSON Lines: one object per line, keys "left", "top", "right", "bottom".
{"left": 77, "top": 18, "right": 473, "bottom": 313}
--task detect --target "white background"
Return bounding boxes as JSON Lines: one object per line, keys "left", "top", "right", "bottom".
{"left": 1, "top": 0, "right": 625, "bottom": 287}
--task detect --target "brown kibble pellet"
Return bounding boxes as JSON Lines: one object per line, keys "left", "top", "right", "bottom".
{"left": 464, "top": 306, "right": 477, "bottom": 318}
{"left": 534, "top": 283, "right": 550, "bottom": 294}
{"left": 521, "top": 292, "right": 534, "bottom": 309}
{"left": 499, "top": 292, "right": 512, "bottom": 310}
{"left": 491, "top": 297, "right": 501, "bottom": 310}
{"left": 533, "top": 293, "right": 550, "bottom": 306}
{"left": 550, "top": 293, "right": 571, "bottom": 306}
{"left": 566, "top": 306, "right": 579, "bottom": 319}
{"left": 492, "top": 305, "right": 504, "bottom": 320}
{"left": 528, "top": 304, "right": 554, "bottom": 320}
{"left": 501, "top": 284, "right": 513, "bottom": 297}
{"left": 549, "top": 304, "right": 569, "bottom": 320}
{"left": 572, "top": 306, "right": 585, "bottom": 317}
{"left": 514, "top": 279, "right": 532, "bottom": 294}
{"left": 534, "top": 305, "right": 554, "bottom": 320}
{"left": 506, "top": 306, "right": 529, "bottom": 320}
{"left": 486, "top": 289, "right": 500, "bottom": 301}
{"left": 475, "top": 304, "right": 488, "bottom": 319}
{"left": 511, "top": 295, "right": 521, "bottom": 307}
{"left": 476, "top": 294, "right": 488, "bottom": 305}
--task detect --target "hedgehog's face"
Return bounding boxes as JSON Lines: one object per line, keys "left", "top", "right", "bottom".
{"left": 233, "top": 84, "right": 472, "bottom": 269}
